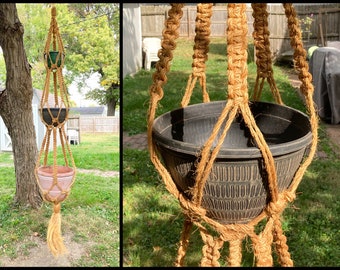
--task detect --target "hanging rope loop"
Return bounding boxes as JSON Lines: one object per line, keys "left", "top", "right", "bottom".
{"left": 34, "top": 4, "right": 76, "bottom": 258}
{"left": 181, "top": 3, "right": 212, "bottom": 107}
{"left": 251, "top": 3, "right": 283, "bottom": 104}
{"left": 147, "top": 3, "right": 318, "bottom": 267}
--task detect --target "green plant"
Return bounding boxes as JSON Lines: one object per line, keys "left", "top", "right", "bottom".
{"left": 299, "top": 13, "right": 315, "bottom": 42}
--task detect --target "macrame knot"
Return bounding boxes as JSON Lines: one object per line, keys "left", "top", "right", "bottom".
{"left": 283, "top": 190, "right": 296, "bottom": 203}
{"left": 228, "top": 91, "right": 249, "bottom": 105}
{"left": 266, "top": 191, "right": 294, "bottom": 218}
{"left": 179, "top": 194, "right": 206, "bottom": 223}
{"left": 53, "top": 202, "right": 61, "bottom": 213}
{"left": 192, "top": 68, "right": 205, "bottom": 78}
{"left": 51, "top": 6, "right": 57, "bottom": 17}
{"left": 219, "top": 223, "right": 253, "bottom": 242}
{"left": 266, "top": 200, "right": 283, "bottom": 217}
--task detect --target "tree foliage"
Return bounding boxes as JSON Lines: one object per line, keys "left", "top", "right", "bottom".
{"left": 0, "top": 3, "right": 43, "bottom": 208}
{"left": 15, "top": 3, "right": 120, "bottom": 115}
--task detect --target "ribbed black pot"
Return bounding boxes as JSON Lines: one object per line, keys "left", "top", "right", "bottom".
{"left": 41, "top": 108, "right": 68, "bottom": 127}
{"left": 152, "top": 101, "right": 312, "bottom": 224}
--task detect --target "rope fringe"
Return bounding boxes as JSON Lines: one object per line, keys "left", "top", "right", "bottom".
{"left": 34, "top": 5, "right": 76, "bottom": 258}
{"left": 47, "top": 203, "right": 68, "bottom": 257}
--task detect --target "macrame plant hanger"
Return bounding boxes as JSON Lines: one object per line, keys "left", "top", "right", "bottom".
{"left": 34, "top": 5, "right": 76, "bottom": 257}
{"left": 147, "top": 3, "right": 318, "bottom": 267}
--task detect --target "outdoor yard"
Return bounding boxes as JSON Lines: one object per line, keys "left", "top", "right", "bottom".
{"left": 122, "top": 37, "right": 340, "bottom": 267}
{"left": 0, "top": 133, "right": 119, "bottom": 267}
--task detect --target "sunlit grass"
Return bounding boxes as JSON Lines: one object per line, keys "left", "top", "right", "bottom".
{"left": 123, "top": 37, "right": 340, "bottom": 267}
{"left": 0, "top": 133, "right": 119, "bottom": 266}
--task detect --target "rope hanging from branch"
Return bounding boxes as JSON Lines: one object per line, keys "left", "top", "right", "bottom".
{"left": 34, "top": 4, "right": 76, "bottom": 257}
{"left": 147, "top": 3, "right": 318, "bottom": 267}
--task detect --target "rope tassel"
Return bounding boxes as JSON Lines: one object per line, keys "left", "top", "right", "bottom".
{"left": 47, "top": 203, "right": 68, "bottom": 257}
{"left": 34, "top": 5, "right": 76, "bottom": 257}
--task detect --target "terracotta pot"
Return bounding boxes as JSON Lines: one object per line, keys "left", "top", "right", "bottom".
{"left": 37, "top": 165, "right": 75, "bottom": 203}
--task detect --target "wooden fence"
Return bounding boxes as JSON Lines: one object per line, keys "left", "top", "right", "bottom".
{"left": 81, "top": 116, "right": 119, "bottom": 133}
{"left": 141, "top": 4, "right": 340, "bottom": 60}
{"left": 67, "top": 116, "right": 119, "bottom": 134}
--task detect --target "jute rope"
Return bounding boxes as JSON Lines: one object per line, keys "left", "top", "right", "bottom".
{"left": 34, "top": 5, "right": 76, "bottom": 257}
{"left": 147, "top": 3, "right": 318, "bottom": 267}
{"left": 251, "top": 3, "right": 283, "bottom": 104}
{"left": 181, "top": 3, "right": 213, "bottom": 107}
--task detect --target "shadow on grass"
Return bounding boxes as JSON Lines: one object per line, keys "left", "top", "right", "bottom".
{"left": 208, "top": 42, "right": 227, "bottom": 57}
{"left": 123, "top": 49, "right": 337, "bottom": 266}
{"left": 123, "top": 60, "right": 306, "bottom": 137}
{"left": 283, "top": 159, "right": 340, "bottom": 267}
{"left": 123, "top": 147, "right": 340, "bottom": 267}
{"left": 123, "top": 149, "right": 228, "bottom": 266}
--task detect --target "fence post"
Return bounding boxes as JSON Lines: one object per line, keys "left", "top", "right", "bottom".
{"left": 187, "top": 7, "right": 190, "bottom": 38}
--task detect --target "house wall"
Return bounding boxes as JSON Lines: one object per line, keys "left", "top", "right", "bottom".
{"left": 123, "top": 3, "right": 143, "bottom": 78}
{"left": 32, "top": 90, "right": 46, "bottom": 150}
{"left": 0, "top": 89, "right": 62, "bottom": 152}
{"left": 0, "top": 94, "right": 40, "bottom": 152}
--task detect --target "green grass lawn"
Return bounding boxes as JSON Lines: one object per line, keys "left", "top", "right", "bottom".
{"left": 123, "top": 37, "right": 340, "bottom": 267}
{"left": 0, "top": 133, "right": 119, "bottom": 267}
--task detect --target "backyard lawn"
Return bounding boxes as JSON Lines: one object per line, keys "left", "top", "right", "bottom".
{"left": 123, "top": 37, "right": 340, "bottom": 267}
{"left": 0, "top": 133, "right": 119, "bottom": 267}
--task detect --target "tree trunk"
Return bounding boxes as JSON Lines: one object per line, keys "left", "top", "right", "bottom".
{"left": 0, "top": 4, "right": 43, "bottom": 208}
{"left": 107, "top": 96, "right": 117, "bottom": 116}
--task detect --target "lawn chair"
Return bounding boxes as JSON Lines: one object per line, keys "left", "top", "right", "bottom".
{"left": 67, "top": 129, "right": 79, "bottom": 145}
{"left": 142, "top": 37, "right": 161, "bottom": 70}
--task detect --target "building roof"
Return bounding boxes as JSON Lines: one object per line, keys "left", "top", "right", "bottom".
{"left": 0, "top": 88, "right": 63, "bottom": 108}
{"left": 69, "top": 106, "right": 105, "bottom": 115}
{"left": 34, "top": 88, "right": 63, "bottom": 107}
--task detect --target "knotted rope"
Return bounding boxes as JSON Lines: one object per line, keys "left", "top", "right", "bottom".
{"left": 181, "top": 3, "right": 213, "bottom": 107}
{"left": 34, "top": 5, "right": 76, "bottom": 257}
{"left": 251, "top": 3, "right": 283, "bottom": 104}
{"left": 147, "top": 3, "right": 318, "bottom": 267}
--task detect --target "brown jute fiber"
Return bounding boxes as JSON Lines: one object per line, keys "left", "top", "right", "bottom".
{"left": 34, "top": 5, "right": 76, "bottom": 257}
{"left": 147, "top": 3, "right": 318, "bottom": 267}
{"left": 47, "top": 203, "right": 68, "bottom": 257}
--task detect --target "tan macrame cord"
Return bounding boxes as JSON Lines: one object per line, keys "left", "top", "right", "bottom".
{"left": 181, "top": 3, "right": 213, "bottom": 107}
{"left": 147, "top": 3, "right": 318, "bottom": 267}
{"left": 251, "top": 3, "right": 283, "bottom": 104}
{"left": 34, "top": 5, "right": 76, "bottom": 257}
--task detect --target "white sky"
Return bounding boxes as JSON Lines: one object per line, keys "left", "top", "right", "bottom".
{"left": 68, "top": 72, "right": 101, "bottom": 107}
{"left": 1, "top": 46, "right": 100, "bottom": 108}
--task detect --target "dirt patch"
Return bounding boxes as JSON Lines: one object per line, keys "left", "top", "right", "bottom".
{"left": 282, "top": 66, "right": 340, "bottom": 157}
{"left": 0, "top": 231, "right": 93, "bottom": 267}
{"left": 325, "top": 123, "right": 340, "bottom": 156}
{"left": 0, "top": 166, "right": 117, "bottom": 266}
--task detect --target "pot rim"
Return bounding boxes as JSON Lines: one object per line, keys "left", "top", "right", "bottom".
{"left": 152, "top": 101, "right": 313, "bottom": 159}
{"left": 37, "top": 165, "right": 74, "bottom": 177}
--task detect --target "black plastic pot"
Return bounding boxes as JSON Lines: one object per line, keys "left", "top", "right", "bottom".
{"left": 152, "top": 101, "right": 312, "bottom": 224}
{"left": 42, "top": 108, "right": 68, "bottom": 127}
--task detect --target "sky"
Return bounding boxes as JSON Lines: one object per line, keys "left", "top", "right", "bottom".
{"left": 1, "top": 46, "right": 101, "bottom": 108}
{"left": 68, "top": 72, "right": 101, "bottom": 107}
